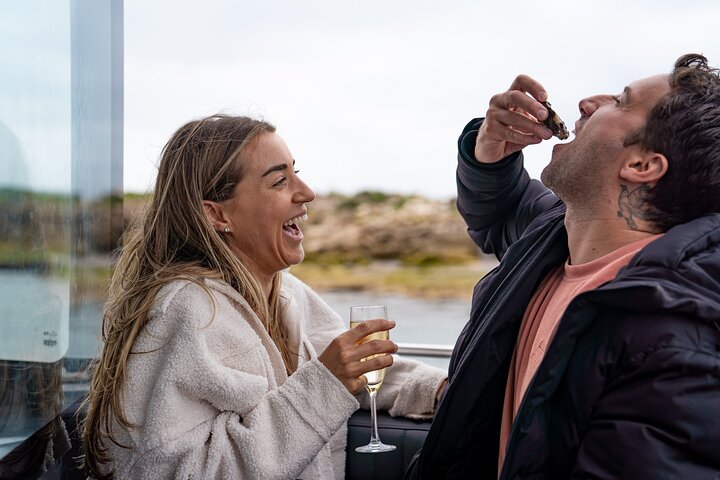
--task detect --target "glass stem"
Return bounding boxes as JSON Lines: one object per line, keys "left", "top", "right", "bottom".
{"left": 368, "top": 388, "right": 381, "bottom": 445}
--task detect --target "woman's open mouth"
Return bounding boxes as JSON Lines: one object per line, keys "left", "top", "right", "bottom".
{"left": 282, "top": 214, "right": 308, "bottom": 239}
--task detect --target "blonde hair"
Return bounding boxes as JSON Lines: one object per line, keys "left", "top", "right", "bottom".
{"left": 81, "top": 114, "right": 296, "bottom": 479}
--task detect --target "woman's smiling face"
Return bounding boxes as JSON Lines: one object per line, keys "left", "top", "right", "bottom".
{"left": 215, "top": 132, "right": 315, "bottom": 279}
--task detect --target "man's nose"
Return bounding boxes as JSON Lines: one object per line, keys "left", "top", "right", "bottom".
{"left": 578, "top": 95, "right": 613, "bottom": 117}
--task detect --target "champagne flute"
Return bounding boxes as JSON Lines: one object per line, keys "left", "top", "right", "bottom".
{"left": 350, "top": 304, "right": 396, "bottom": 453}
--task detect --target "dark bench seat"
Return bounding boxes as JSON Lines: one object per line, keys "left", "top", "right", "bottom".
{"left": 2, "top": 399, "right": 431, "bottom": 479}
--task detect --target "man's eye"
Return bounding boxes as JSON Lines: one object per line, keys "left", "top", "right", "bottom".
{"left": 613, "top": 96, "right": 621, "bottom": 106}
{"left": 274, "top": 177, "right": 287, "bottom": 187}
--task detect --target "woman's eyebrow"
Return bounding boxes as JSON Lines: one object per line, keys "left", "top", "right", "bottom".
{"left": 261, "top": 159, "right": 296, "bottom": 177}
{"left": 261, "top": 164, "right": 288, "bottom": 177}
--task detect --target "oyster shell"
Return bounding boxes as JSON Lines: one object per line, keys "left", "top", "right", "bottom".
{"left": 540, "top": 101, "right": 569, "bottom": 140}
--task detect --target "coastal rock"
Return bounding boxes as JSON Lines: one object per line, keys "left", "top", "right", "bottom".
{"left": 301, "top": 193, "right": 479, "bottom": 264}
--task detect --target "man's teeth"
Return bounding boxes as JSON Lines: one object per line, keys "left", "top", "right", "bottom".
{"left": 284, "top": 214, "right": 308, "bottom": 227}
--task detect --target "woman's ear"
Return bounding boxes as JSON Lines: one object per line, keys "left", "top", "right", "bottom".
{"left": 202, "top": 200, "right": 230, "bottom": 232}
{"left": 619, "top": 150, "right": 668, "bottom": 185}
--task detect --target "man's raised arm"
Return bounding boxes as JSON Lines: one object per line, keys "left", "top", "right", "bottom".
{"left": 456, "top": 74, "right": 560, "bottom": 260}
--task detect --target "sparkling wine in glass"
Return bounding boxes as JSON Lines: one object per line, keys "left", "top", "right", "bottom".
{"left": 350, "top": 305, "right": 396, "bottom": 453}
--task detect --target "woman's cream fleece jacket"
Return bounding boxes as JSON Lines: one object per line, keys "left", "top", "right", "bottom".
{"left": 104, "top": 272, "right": 446, "bottom": 479}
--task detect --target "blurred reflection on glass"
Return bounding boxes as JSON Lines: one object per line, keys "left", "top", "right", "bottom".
{"left": 0, "top": 119, "right": 69, "bottom": 477}
{"left": 0, "top": 1, "right": 123, "bottom": 476}
{"left": 0, "top": 361, "right": 67, "bottom": 478}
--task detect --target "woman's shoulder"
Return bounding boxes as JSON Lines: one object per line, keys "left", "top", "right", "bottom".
{"left": 149, "top": 277, "right": 250, "bottom": 329}
{"left": 145, "top": 278, "right": 260, "bottom": 349}
{"left": 151, "top": 278, "right": 214, "bottom": 318}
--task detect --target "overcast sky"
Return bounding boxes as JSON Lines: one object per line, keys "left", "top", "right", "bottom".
{"left": 122, "top": 1, "right": 720, "bottom": 199}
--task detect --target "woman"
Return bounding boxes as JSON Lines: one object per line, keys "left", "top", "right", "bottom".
{"left": 82, "top": 115, "right": 446, "bottom": 479}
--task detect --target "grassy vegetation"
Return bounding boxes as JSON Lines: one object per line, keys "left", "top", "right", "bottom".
{"left": 289, "top": 261, "right": 487, "bottom": 299}
{"left": 0, "top": 244, "right": 48, "bottom": 266}
{"left": 123, "top": 192, "right": 152, "bottom": 200}
{"left": 335, "top": 190, "right": 403, "bottom": 210}
{"left": 0, "top": 188, "right": 74, "bottom": 204}
{"left": 75, "top": 264, "right": 114, "bottom": 300}
{"left": 59, "top": 261, "right": 487, "bottom": 302}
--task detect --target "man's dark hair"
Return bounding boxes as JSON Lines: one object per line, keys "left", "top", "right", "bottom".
{"left": 627, "top": 53, "right": 720, "bottom": 231}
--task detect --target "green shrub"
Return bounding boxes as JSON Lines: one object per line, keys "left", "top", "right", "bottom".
{"left": 337, "top": 197, "right": 360, "bottom": 210}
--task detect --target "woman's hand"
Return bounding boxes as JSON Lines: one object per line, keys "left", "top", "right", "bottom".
{"left": 318, "top": 319, "right": 397, "bottom": 394}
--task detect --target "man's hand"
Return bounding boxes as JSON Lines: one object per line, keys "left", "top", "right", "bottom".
{"left": 475, "top": 74, "right": 554, "bottom": 164}
{"left": 318, "top": 319, "right": 397, "bottom": 394}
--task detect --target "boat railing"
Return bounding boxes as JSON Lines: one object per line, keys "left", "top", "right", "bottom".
{"left": 396, "top": 342, "right": 453, "bottom": 358}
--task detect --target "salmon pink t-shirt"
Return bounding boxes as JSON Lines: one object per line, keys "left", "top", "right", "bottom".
{"left": 497, "top": 234, "right": 662, "bottom": 473}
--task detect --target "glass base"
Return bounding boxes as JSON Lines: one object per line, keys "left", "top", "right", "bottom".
{"left": 355, "top": 442, "right": 397, "bottom": 453}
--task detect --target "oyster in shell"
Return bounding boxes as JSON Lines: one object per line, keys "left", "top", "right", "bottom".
{"left": 540, "top": 101, "right": 569, "bottom": 140}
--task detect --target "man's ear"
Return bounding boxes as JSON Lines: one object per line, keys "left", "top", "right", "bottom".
{"left": 619, "top": 150, "right": 668, "bottom": 185}
{"left": 202, "top": 200, "right": 230, "bottom": 232}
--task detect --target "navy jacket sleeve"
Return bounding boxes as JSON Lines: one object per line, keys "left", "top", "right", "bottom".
{"left": 456, "top": 118, "right": 559, "bottom": 261}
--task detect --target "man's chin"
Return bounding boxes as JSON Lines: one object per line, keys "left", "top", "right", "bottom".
{"left": 540, "top": 164, "right": 553, "bottom": 188}
{"left": 542, "top": 146, "right": 570, "bottom": 186}
{"left": 551, "top": 142, "right": 570, "bottom": 157}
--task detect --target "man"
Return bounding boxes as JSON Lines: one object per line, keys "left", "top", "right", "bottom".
{"left": 406, "top": 54, "right": 720, "bottom": 479}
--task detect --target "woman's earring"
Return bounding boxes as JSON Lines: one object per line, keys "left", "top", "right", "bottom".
{"left": 223, "top": 227, "right": 231, "bottom": 233}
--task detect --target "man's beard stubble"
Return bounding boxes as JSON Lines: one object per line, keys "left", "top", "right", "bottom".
{"left": 540, "top": 139, "right": 607, "bottom": 209}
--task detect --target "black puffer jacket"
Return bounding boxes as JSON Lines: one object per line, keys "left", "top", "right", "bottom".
{"left": 407, "top": 118, "right": 720, "bottom": 480}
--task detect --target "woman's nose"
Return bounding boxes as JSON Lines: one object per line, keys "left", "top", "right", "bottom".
{"left": 294, "top": 178, "right": 316, "bottom": 204}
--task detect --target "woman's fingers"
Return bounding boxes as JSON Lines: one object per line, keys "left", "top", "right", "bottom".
{"left": 346, "top": 319, "right": 395, "bottom": 342}
{"left": 351, "top": 339, "right": 397, "bottom": 361}
{"left": 348, "top": 351, "right": 395, "bottom": 378}
{"left": 318, "top": 319, "right": 397, "bottom": 393}
{"left": 333, "top": 351, "right": 394, "bottom": 379}
{"left": 345, "top": 356, "right": 394, "bottom": 395}
{"left": 346, "top": 374, "right": 368, "bottom": 395}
